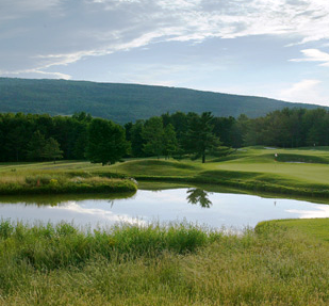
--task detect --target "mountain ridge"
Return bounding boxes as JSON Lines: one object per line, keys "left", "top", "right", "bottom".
{"left": 0, "top": 77, "right": 325, "bottom": 124}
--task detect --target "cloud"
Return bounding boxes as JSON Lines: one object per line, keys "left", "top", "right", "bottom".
{"left": 286, "top": 205, "right": 329, "bottom": 219}
{"left": 290, "top": 49, "right": 329, "bottom": 66}
{"left": 279, "top": 79, "right": 327, "bottom": 105}
{"left": 0, "top": 0, "right": 62, "bottom": 21}
{"left": 49, "top": 201, "right": 147, "bottom": 226}
{"left": 0, "top": 68, "right": 71, "bottom": 80}
{"left": 1, "top": 0, "right": 329, "bottom": 78}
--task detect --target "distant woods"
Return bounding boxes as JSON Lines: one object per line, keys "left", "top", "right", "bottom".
{"left": 0, "top": 112, "right": 91, "bottom": 163}
{"left": 1, "top": 107, "right": 329, "bottom": 163}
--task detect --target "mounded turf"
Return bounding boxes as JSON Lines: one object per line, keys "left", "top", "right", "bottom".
{"left": 109, "top": 146, "right": 329, "bottom": 197}
{"left": 2, "top": 146, "right": 329, "bottom": 197}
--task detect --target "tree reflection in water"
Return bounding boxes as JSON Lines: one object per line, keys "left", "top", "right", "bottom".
{"left": 186, "top": 188, "right": 212, "bottom": 208}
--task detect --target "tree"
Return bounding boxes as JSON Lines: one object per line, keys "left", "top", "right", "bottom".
{"left": 6, "top": 126, "right": 27, "bottom": 162}
{"left": 212, "top": 116, "right": 236, "bottom": 147}
{"left": 142, "top": 117, "right": 164, "bottom": 158}
{"left": 26, "top": 130, "right": 47, "bottom": 161}
{"left": 43, "top": 137, "right": 63, "bottom": 163}
{"left": 86, "top": 118, "right": 129, "bottom": 165}
{"left": 163, "top": 124, "right": 178, "bottom": 159}
{"left": 186, "top": 112, "right": 220, "bottom": 163}
{"left": 130, "top": 120, "right": 146, "bottom": 157}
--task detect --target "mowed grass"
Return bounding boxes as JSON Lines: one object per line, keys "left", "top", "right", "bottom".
{"left": 110, "top": 146, "right": 329, "bottom": 196}
{"left": 2, "top": 146, "right": 329, "bottom": 196}
{"left": 211, "top": 148, "right": 329, "bottom": 186}
{"left": 1, "top": 221, "right": 329, "bottom": 305}
{"left": 257, "top": 218, "right": 329, "bottom": 242}
{"left": 110, "top": 146, "right": 329, "bottom": 184}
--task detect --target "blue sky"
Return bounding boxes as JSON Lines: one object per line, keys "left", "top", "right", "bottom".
{"left": 1, "top": 0, "right": 329, "bottom": 105}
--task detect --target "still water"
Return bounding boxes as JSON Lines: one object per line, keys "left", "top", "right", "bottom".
{"left": 1, "top": 183, "right": 329, "bottom": 230}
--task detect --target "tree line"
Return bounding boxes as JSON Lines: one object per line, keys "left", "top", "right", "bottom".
{"left": 0, "top": 107, "right": 328, "bottom": 164}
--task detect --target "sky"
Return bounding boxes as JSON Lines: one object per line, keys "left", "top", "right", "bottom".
{"left": 1, "top": 0, "right": 329, "bottom": 106}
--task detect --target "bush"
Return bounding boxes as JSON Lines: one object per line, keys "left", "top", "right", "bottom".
{"left": 25, "top": 175, "right": 53, "bottom": 186}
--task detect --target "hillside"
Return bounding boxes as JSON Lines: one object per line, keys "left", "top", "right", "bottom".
{"left": 0, "top": 77, "right": 325, "bottom": 124}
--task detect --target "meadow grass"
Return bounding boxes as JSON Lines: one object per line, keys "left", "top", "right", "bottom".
{"left": 0, "top": 172, "right": 137, "bottom": 195}
{"left": 1, "top": 221, "right": 329, "bottom": 305}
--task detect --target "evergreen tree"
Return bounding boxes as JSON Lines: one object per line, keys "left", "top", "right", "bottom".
{"left": 130, "top": 120, "right": 146, "bottom": 157}
{"left": 86, "top": 118, "right": 129, "bottom": 165}
{"left": 43, "top": 137, "right": 63, "bottom": 163}
{"left": 26, "top": 130, "right": 47, "bottom": 161}
{"left": 142, "top": 117, "right": 164, "bottom": 158}
{"left": 163, "top": 124, "right": 178, "bottom": 159}
{"left": 186, "top": 112, "right": 220, "bottom": 163}
{"left": 6, "top": 126, "right": 27, "bottom": 162}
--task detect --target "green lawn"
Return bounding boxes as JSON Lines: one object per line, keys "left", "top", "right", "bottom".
{"left": 2, "top": 146, "right": 329, "bottom": 197}
{"left": 257, "top": 218, "right": 329, "bottom": 242}
{"left": 108, "top": 146, "right": 329, "bottom": 196}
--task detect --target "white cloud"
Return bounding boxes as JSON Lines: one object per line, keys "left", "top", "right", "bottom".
{"left": 286, "top": 205, "right": 329, "bottom": 219}
{"left": 291, "top": 49, "right": 329, "bottom": 66}
{"left": 0, "top": 68, "right": 71, "bottom": 80}
{"left": 2, "top": 0, "right": 329, "bottom": 79}
{"left": 279, "top": 79, "right": 328, "bottom": 105}
{"left": 0, "top": 0, "right": 62, "bottom": 20}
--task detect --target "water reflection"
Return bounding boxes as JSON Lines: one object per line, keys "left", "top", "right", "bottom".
{"left": 48, "top": 201, "right": 145, "bottom": 225}
{"left": 286, "top": 206, "right": 329, "bottom": 218}
{"left": 186, "top": 188, "right": 212, "bottom": 208}
{"left": 1, "top": 185, "right": 329, "bottom": 230}
{"left": 0, "top": 192, "right": 136, "bottom": 207}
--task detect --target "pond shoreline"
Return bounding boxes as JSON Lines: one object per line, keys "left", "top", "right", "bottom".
{"left": 0, "top": 176, "right": 137, "bottom": 196}
{"left": 133, "top": 175, "right": 329, "bottom": 199}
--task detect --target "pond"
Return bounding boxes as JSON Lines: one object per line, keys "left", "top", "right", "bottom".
{"left": 1, "top": 182, "right": 329, "bottom": 230}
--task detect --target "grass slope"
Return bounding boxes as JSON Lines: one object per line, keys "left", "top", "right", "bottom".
{"left": 2, "top": 146, "right": 329, "bottom": 197}
{"left": 0, "top": 77, "right": 326, "bottom": 123}
{"left": 107, "top": 147, "right": 329, "bottom": 197}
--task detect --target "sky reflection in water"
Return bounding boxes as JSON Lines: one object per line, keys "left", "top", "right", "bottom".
{"left": 1, "top": 187, "right": 329, "bottom": 230}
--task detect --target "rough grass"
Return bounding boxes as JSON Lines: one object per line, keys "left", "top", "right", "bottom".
{"left": 0, "top": 174, "right": 137, "bottom": 195}
{"left": 1, "top": 221, "right": 329, "bottom": 305}
{"left": 0, "top": 221, "right": 217, "bottom": 271}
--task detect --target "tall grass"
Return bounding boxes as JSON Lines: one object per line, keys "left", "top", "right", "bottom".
{"left": 0, "top": 221, "right": 219, "bottom": 271}
{"left": 0, "top": 174, "right": 137, "bottom": 195}
{"left": 1, "top": 221, "right": 329, "bottom": 305}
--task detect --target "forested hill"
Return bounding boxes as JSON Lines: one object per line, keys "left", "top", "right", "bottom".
{"left": 0, "top": 77, "right": 325, "bottom": 124}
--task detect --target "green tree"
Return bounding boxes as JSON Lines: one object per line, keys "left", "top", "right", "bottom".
{"left": 212, "top": 116, "right": 236, "bottom": 147}
{"left": 6, "top": 126, "right": 27, "bottom": 162}
{"left": 86, "top": 118, "right": 129, "bottom": 165}
{"left": 130, "top": 120, "right": 146, "bottom": 157}
{"left": 163, "top": 124, "right": 178, "bottom": 159}
{"left": 186, "top": 112, "right": 220, "bottom": 163}
{"left": 26, "top": 130, "right": 47, "bottom": 161}
{"left": 142, "top": 117, "right": 164, "bottom": 158}
{"left": 43, "top": 137, "right": 63, "bottom": 163}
